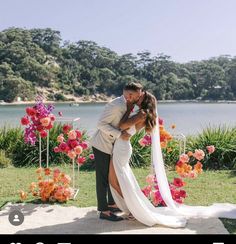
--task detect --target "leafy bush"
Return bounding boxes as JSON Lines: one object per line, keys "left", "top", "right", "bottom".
{"left": 0, "top": 150, "right": 12, "bottom": 167}
{"left": 0, "top": 124, "right": 93, "bottom": 168}
{"left": 187, "top": 126, "right": 236, "bottom": 170}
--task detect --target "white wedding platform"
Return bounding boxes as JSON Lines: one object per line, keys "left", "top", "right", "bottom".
{"left": 0, "top": 203, "right": 229, "bottom": 234}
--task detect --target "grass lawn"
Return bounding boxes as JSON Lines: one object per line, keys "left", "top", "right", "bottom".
{"left": 0, "top": 166, "right": 236, "bottom": 233}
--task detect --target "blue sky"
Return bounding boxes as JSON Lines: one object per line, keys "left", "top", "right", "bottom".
{"left": 1, "top": 0, "right": 236, "bottom": 62}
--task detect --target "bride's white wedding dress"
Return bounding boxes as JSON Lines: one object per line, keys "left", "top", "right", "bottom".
{"left": 111, "top": 126, "right": 187, "bottom": 228}
{"left": 111, "top": 122, "right": 236, "bottom": 228}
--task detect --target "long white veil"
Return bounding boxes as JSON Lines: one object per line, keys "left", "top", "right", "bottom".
{"left": 151, "top": 113, "right": 236, "bottom": 219}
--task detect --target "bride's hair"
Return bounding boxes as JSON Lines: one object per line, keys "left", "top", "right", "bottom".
{"left": 140, "top": 91, "right": 157, "bottom": 134}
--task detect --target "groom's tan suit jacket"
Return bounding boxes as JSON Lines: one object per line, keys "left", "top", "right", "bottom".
{"left": 90, "top": 95, "right": 127, "bottom": 155}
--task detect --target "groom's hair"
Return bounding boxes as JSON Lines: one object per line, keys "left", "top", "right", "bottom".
{"left": 124, "top": 82, "right": 143, "bottom": 92}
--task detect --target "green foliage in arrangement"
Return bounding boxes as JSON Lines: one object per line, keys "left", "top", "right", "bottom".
{"left": 1, "top": 28, "right": 236, "bottom": 102}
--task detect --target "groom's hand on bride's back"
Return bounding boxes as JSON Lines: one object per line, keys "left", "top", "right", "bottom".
{"left": 120, "top": 130, "right": 131, "bottom": 140}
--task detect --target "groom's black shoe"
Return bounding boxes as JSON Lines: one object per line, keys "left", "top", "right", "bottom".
{"left": 100, "top": 212, "right": 123, "bottom": 221}
{"left": 108, "top": 207, "right": 122, "bottom": 213}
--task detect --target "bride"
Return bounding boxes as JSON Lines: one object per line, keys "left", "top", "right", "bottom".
{"left": 109, "top": 91, "right": 236, "bottom": 228}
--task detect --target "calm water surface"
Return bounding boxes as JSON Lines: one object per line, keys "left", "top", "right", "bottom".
{"left": 0, "top": 102, "right": 236, "bottom": 136}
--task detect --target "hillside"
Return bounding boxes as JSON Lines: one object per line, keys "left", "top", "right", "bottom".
{"left": 0, "top": 27, "right": 236, "bottom": 102}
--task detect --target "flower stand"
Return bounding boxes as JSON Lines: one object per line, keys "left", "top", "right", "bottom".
{"left": 56, "top": 117, "right": 81, "bottom": 200}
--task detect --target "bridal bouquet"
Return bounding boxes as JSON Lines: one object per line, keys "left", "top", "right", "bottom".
{"left": 20, "top": 96, "right": 55, "bottom": 145}
{"left": 20, "top": 167, "right": 74, "bottom": 203}
{"left": 53, "top": 124, "right": 91, "bottom": 166}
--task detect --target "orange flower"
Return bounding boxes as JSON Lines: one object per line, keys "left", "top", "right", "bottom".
{"left": 36, "top": 167, "right": 43, "bottom": 174}
{"left": 29, "top": 182, "right": 37, "bottom": 192}
{"left": 194, "top": 162, "right": 203, "bottom": 174}
{"left": 161, "top": 141, "right": 167, "bottom": 148}
{"left": 20, "top": 190, "right": 28, "bottom": 201}
{"left": 44, "top": 168, "right": 51, "bottom": 176}
{"left": 171, "top": 124, "right": 176, "bottom": 129}
{"left": 38, "top": 176, "right": 43, "bottom": 181}
{"left": 187, "top": 151, "right": 193, "bottom": 157}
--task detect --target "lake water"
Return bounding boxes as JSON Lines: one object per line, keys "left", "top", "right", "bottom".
{"left": 0, "top": 102, "right": 236, "bottom": 136}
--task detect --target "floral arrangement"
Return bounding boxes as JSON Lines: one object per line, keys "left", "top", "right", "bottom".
{"left": 53, "top": 124, "right": 93, "bottom": 166}
{"left": 140, "top": 118, "right": 216, "bottom": 206}
{"left": 142, "top": 145, "right": 215, "bottom": 206}
{"left": 142, "top": 174, "right": 187, "bottom": 205}
{"left": 20, "top": 167, "right": 74, "bottom": 203}
{"left": 20, "top": 96, "right": 55, "bottom": 145}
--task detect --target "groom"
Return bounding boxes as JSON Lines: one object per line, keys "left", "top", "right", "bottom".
{"left": 90, "top": 82, "right": 145, "bottom": 221}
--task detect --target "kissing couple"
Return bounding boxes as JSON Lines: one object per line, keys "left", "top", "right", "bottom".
{"left": 90, "top": 82, "right": 236, "bottom": 228}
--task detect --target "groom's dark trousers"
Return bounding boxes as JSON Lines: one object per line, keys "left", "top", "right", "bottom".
{"left": 92, "top": 147, "right": 115, "bottom": 211}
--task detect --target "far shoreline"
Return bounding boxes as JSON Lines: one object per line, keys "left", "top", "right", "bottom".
{"left": 1, "top": 99, "right": 236, "bottom": 106}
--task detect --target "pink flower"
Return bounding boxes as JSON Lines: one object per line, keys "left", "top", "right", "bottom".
{"left": 21, "top": 116, "right": 30, "bottom": 125}
{"left": 150, "top": 190, "right": 163, "bottom": 206}
{"left": 57, "top": 134, "right": 64, "bottom": 143}
{"left": 142, "top": 185, "right": 152, "bottom": 197}
{"left": 179, "top": 153, "right": 189, "bottom": 163}
{"left": 67, "top": 150, "right": 76, "bottom": 159}
{"left": 143, "top": 135, "right": 152, "bottom": 145}
{"left": 58, "top": 111, "right": 63, "bottom": 117}
{"left": 53, "top": 168, "right": 61, "bottom": 178}
{"left": 68, "top": 140, "right": 79, "bottom": 149}
{"left": 40, "top": 117, "right": 51, "bottom": 127}
{"left": 68, "top": 130, "right": 77, "bottom": 140}
{"left": 206, "top": 145, "right": 215, "bottom": 154}
{"left": 59, "top": 142, "right": 68, "bottom": 152}
{"left": 139, "top": 138, "right": 149, "bottom": 147}
{"left": 179, "top": 189, "right": 187, "bottom": 198}
{"left": 63, "top": 124, "right": 72, "bottom": 134}
{"left": 193, "top": 149, "right": 205, "bottom": 161}
{"left": 77, "top": 156, "right": 86, "bottom": 165}
{"left": 158, "top": 118, "right": 164, "bottom": 125}
{"left": 75, "top": 130, "right": 82, "bottom": 139}
{"left": 74, "top": 146, "right": 83, "bottom": 155}
{"left": 188, "top": 171, "right": 197, "bottom": 179}
{"left": 89, "top": 154, "right": 95, "bottom": 160}
{"left": 26, "top": 107, "right": 37, "bottom": 117}
{"left": 49, "top": 114, "right": 56, "bottom": 121}
{"left": 40, "top": 130, "right": 48, "bottom": 138}
{"left": 173, "top": 178, "right": 185, "bottom": 188}
{"left": 45, "top": 123, "right": 53, "bottom": 130}
{"left": 80, "top": 142, "right": 88, "bottom": 150}
{"left": 146, "top": 174, "right": 155, "bottom": 184}
{"left": 36, "top": 125, "right": 44, "bottom": 132}
{"left": 61, "top": 175, "right": 71, "bottom": 185}
{"left": 53, "top": 147, "right": 60, "bottom": 153}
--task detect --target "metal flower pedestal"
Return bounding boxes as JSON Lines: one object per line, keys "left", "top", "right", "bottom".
{"left": 38, "top": 117, "right": 81, "bottom": 200}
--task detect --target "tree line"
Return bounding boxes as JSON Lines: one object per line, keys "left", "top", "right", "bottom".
{"left": 0, "top": 27, "right": 236, "bottom": 102}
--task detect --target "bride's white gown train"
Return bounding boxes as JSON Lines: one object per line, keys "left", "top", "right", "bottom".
{"left": 110, "top": 124, "right": 236, "bottom": 228}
